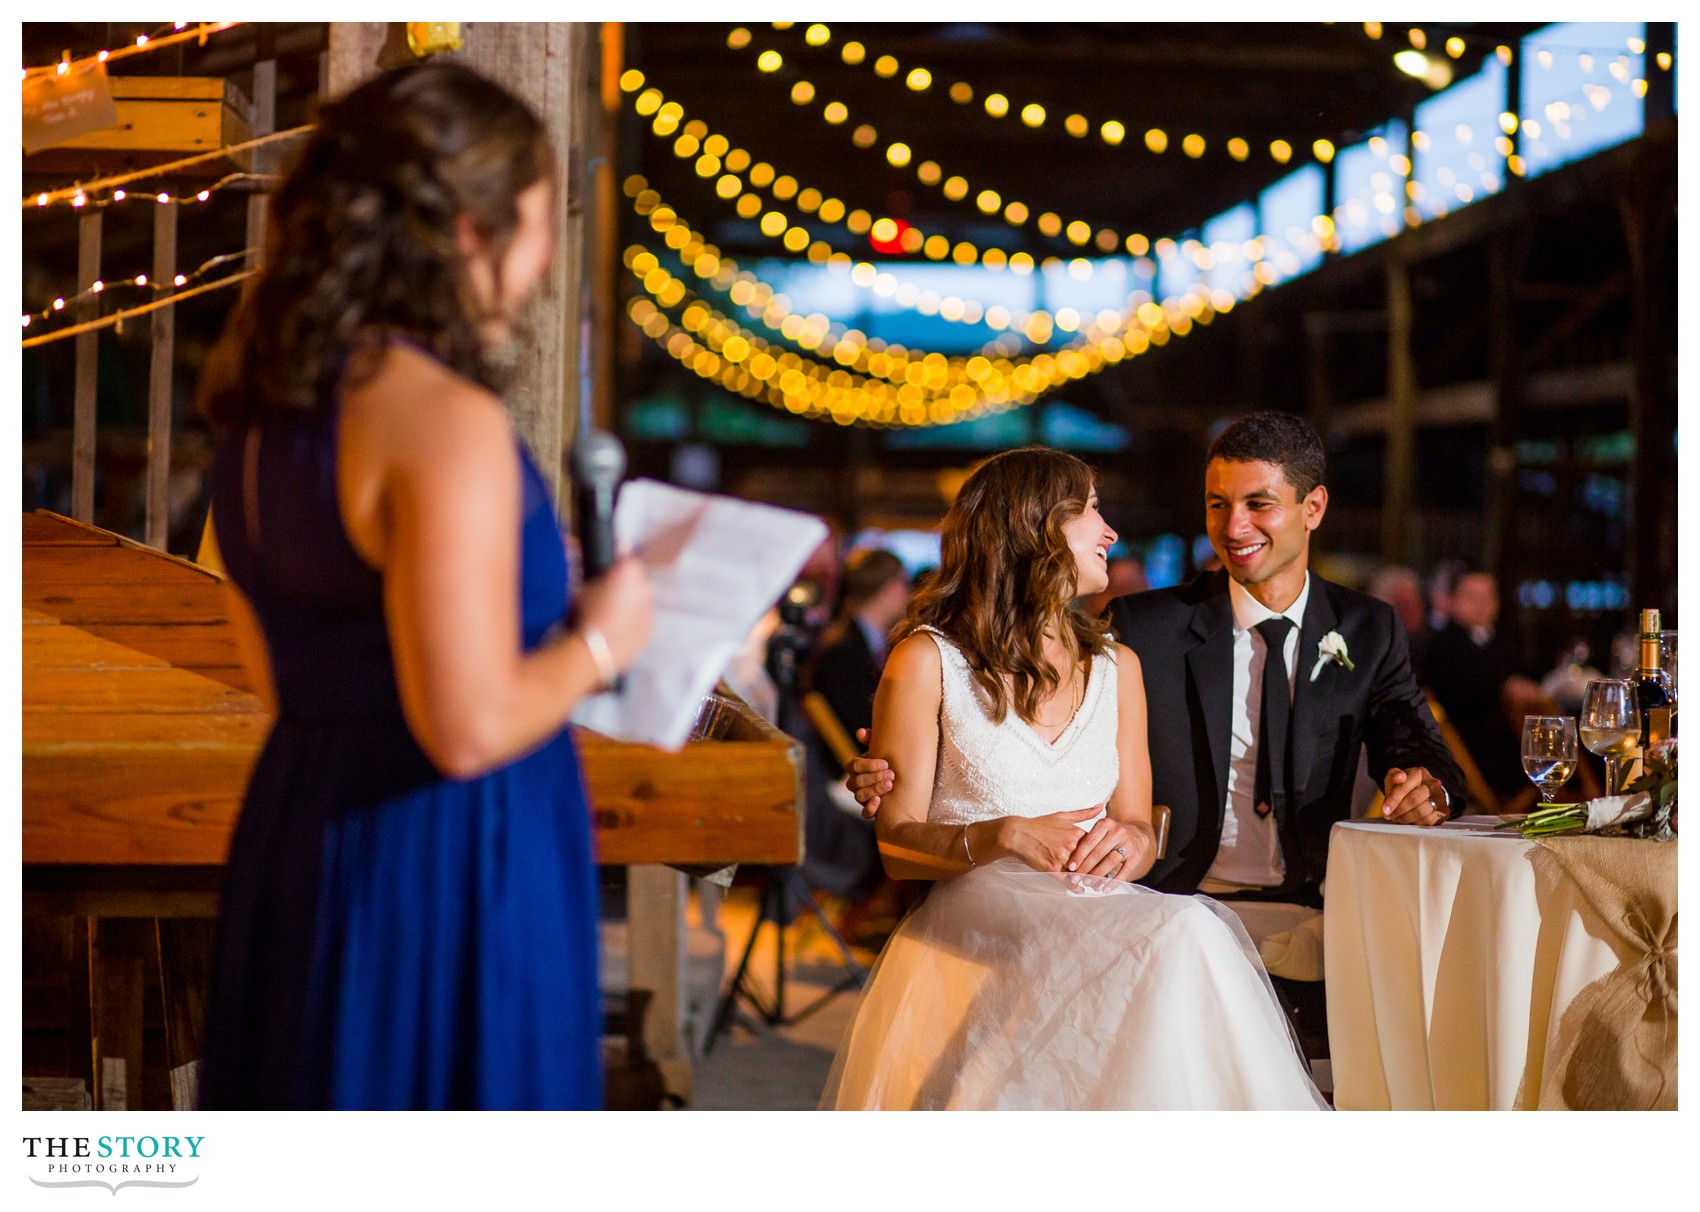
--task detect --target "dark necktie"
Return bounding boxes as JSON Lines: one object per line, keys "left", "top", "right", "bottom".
{"left": 1253, "top": 617, "right": 1295, "bottom": 820}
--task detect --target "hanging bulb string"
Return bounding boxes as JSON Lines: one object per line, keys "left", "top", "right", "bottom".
{"left": 23, "top": 22, "right": 244, "bottom": 81}
{"left": 24, "top": 125, "right": 314, "bottom": 210}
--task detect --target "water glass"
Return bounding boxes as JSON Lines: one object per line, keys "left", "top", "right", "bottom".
{"left": 1521, "top": 715, "right": 1577, "bottom": 804}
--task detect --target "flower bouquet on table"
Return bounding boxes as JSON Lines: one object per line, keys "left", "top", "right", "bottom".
{"left": 1504, "top": 737, "right": 1678, "bottom": 841}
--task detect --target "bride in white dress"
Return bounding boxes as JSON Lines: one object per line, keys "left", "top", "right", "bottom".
{"left": 820, "top": 448, "right": 1326, "bottom": 1110}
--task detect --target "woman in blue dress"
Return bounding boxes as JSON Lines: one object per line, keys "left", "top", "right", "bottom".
{"left": 195, "top": 62, "right": 652, "bottom": 1109}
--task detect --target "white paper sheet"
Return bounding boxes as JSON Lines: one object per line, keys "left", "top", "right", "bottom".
{"left": 570, "top": 478, "right": 827, "bottom": 750}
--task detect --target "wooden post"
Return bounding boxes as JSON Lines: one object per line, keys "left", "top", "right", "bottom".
{"left": 453, "top": 25, "right": 576, "bottom": 500}
{"left": 72, "top": 211, "right": 102, "bottom": 523}
{"left": 88, "top": 918, "right": 148, "bottom": 1110}
{"left": 156, "top": 918, "right": 218, "bottom": 1110}
{"left": 626, "top": 864, "right": 691, "bottom": 1101}
{"left": 1382, "top": 256, "right": 1416, "bottom": 564}
{"left": 585, "top": 22, "right": 623, "bottom": 436}
{"left": 244, "top": 52, "right": 277, "bottom": 273}
{"left": 325, "top": 22, "right": 582, "bottom": 503}
{"left": 1645, "top": 23, "right": 1676, "bottom": 127}
{"left": 1618, "top": 153, "right": 1678, "bottom": 614}
{"left": 145, "top": 201, "right": 178, "bottom": 552}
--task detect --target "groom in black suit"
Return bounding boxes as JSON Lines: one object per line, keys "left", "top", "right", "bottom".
{"left": 1113, "top": 411, "right": 1463, "bottom": 905}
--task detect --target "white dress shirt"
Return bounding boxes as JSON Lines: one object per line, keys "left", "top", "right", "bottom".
{"left": 1203, "top": 573, "right": 1311, "bottom": 889}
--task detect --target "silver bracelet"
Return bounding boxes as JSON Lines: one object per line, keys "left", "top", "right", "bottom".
{"left": 580, "top": 626, "right": 618, "bottom": 689}
{"left": 962, "top": 823, "right": 977, "bottom": 867}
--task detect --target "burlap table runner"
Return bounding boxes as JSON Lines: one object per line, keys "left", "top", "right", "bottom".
{"left": 1526, "top": 835, "right": 1677, "bottom": 1110}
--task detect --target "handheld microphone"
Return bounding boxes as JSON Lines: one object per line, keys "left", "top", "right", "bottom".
{"left": 569, "top": 430, "right": 627, "bottom": 692}
{"left": 570, "top": 430, "right": 625, "bottom": 580}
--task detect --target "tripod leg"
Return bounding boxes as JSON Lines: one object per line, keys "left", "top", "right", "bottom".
{"left": 770, "top": 876, "right": 787, "bottom": 1025}
{"left": 784, "top": 869, "right": 867, "bottom": 979}
{"left": 704, "top": 881, "right": 770, "bottom": 1053}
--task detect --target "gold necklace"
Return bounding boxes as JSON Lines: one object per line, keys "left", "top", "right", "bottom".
{"left": 1029, "top": 671, "right": 1083, "bottom": 731}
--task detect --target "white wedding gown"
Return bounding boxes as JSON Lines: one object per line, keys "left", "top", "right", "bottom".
{"left": 820, "top": 628, "right": 1327, "bottom": 1110}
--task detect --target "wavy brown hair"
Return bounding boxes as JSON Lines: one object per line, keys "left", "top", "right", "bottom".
{"left": 197, "top": 61, "right": 550, "bottom": 426}
{"left": 898, "top": 447, "right": 1113, "bottom": 723}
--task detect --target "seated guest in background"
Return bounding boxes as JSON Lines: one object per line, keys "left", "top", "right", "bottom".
{"left": 1427, "top": 559, "right": 1467, "bottom": 633}
{"left": 1080, "top": 552, "right": 1148, "bottom": 617}
{"left": 1423, "top": 570, "right": 1544, "bottom": 802}
{"left": 805, "top": 549, "right": 911, "bottom": 775}
{"left": 799, "top": 549, "right": 910, "bottom": 904}
{"left": 1368, "top": 565, "right": 1431, "bottom": 680}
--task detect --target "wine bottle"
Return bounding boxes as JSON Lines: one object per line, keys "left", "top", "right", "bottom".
{"left": 1635, "top": 608, "right": 1674, "bottom": 749}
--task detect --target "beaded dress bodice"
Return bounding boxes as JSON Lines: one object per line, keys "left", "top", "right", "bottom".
{"left": 915, "top": 625, "right": 1118, "bottom": 827}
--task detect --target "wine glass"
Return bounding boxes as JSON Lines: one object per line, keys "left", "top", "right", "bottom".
{"left": 1521, "top": 715, "right": 1578, "bottom": 804}
{"left": 1579, "top": 679, "right": 1639, "bottom": 795}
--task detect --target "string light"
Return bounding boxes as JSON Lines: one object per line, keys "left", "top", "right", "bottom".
{"left": 627, "top": 76, "right": 1160, "bottom": 269}
{"left": 760, "top": 25, "right": 1284, "bottom": 167}
{"left": 21, "top": 171, "right": 268, "bottom": 215}
{"left": 21, "top": 254, "right": 256, "bottom": 349}
{"left": 22, "top": 22, "right": 242, "bottom": 80}
{"left": 622, "top": 185, "right": 1252, "bottom": 408}
{"left": 624, "top": 248, "right": 1221, "bottom": 428}
{"left": 628, "top": 25, "right": 1667, "bottom": 425}
{"left": 21, "top": 126, "right": 311, "bottom": 210}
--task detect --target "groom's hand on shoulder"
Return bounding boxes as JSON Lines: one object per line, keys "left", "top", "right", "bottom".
{"left": 848, "top": 728, "right": 894, "bottom": 818}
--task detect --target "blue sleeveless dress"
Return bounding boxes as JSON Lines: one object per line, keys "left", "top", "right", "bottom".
{"left": 198, "top": 395, "right": 602, "bottom": 1109}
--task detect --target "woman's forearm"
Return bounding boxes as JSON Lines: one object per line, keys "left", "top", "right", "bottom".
{"left": 877, "top": 818, "right": 1002, "bottom": 881}
{"left": 1118, "top": 819, "right": 1159, "bottom": 880}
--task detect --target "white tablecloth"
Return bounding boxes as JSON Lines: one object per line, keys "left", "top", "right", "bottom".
{"left": 1324, "top": 818, "right": 1630, "bottom": 1110}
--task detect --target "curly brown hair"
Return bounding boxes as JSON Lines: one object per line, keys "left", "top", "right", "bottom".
{"left": 898, "top": 447, "right": 1113, "bottom": 724}
{"left": 197, "top": 61, "right": 550, "bottom": 426}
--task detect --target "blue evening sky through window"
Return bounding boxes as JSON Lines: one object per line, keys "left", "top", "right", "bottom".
{"left": 1519, "top": 21, "right": 1646, "bottom": 177}
{"left": 1413, "top": 60, "right": 1507, "bottom": 222}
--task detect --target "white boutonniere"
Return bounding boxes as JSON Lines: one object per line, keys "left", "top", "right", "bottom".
{"left": 1310, "top": 630, "right": 1355, "bottom": 681}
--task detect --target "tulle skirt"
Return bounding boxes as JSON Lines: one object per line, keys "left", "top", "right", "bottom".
{"left": 820, "top": 859, "right": 1327, "bottom": 1110}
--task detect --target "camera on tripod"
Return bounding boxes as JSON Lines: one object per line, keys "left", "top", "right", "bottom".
{"left": 766, "top": 577, "right": 825, "bottom": 704}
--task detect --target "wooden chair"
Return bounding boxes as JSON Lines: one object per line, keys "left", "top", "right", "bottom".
{"left": 1421, "top": 690, "right": 1515, "bottom": 813}
{"left": 801, "top": 690, "right": 861, "bottom": 771}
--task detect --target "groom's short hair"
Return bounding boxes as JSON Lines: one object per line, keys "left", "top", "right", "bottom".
{"left": 1206, "top": 410, "right": 1326, "bottom": 498}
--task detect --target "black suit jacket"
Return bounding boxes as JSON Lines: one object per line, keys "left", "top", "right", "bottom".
{"left": 1111, "top": 571, "right": 1464, "bottom": 897}
{"left": 801, "top": 615, "right": 882, "bottom": 777}
{"left": 1422, "top": 622, "right": 1526, "bottom": 798}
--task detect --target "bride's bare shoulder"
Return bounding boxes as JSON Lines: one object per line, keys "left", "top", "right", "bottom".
{"left": 886, "top": 629, "right": 945, "bottom": 678}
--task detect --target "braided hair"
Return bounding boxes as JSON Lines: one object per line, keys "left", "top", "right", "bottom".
{"left": 198, "top": 60, "right": 550, "bottom": 426}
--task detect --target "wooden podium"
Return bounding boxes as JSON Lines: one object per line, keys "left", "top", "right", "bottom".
{"left": 22, "top": 510, "right": 804, "bottom": 1107}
